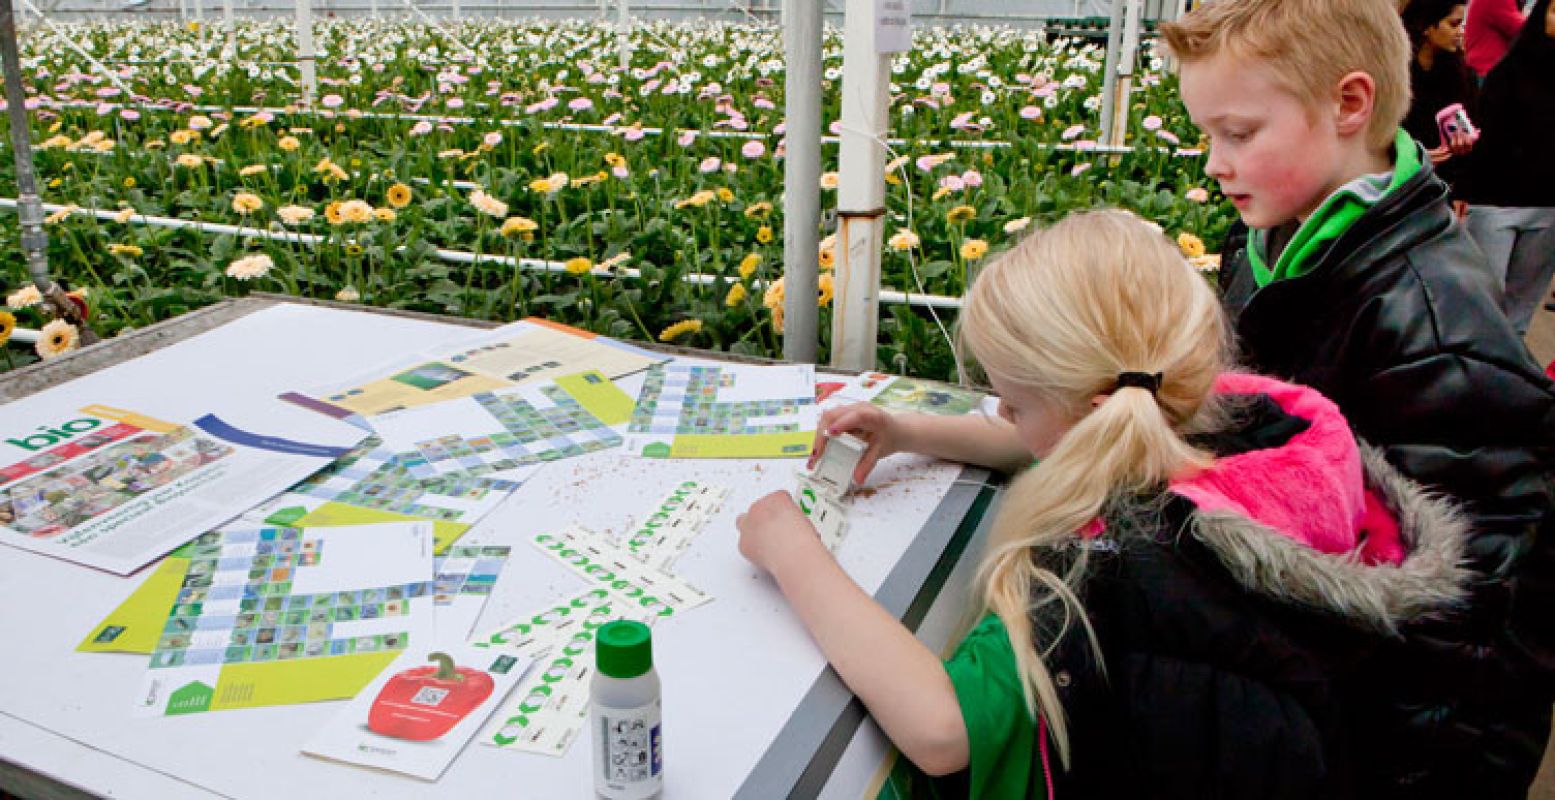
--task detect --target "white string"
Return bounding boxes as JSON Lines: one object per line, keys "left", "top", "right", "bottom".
{"left": 834, "top": 120, "right": 967, "bottom": 385}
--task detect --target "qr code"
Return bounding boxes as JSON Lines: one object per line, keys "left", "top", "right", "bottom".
{"left": 410, "top": 686, "right": 449, "bottom": 706}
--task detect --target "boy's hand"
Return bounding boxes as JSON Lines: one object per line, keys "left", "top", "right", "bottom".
{"left": 737, "top": 490, "right": 824, "bottom": 575}
{"left": 811, "top": 402, "right": 906, "bottom": 485}
{"left": 1447, "top": 129, "right": 1475, "bottom": 157}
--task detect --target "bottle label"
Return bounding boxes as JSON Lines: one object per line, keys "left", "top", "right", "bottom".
{"left": 594, "top": 699, "right": 662, "bottom": 799}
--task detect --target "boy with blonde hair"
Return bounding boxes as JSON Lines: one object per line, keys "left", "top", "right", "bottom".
{"left": 1164, "top": 1, "right": 1555, "bottom": 797}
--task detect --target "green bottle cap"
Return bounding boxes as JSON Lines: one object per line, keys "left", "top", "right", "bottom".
{"left": 596, "top": 620, "right": 653, "bottom": 679}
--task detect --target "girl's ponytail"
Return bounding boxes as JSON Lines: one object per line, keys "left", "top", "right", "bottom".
{"left": 959, "top": 210, "right": 1229, "bottom": 768}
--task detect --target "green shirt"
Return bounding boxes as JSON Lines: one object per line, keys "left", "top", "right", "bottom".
{"left": 878, "top": 613, "right": 1048, "bottom": 800}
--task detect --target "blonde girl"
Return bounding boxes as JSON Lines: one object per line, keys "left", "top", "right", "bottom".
{"left": 736, "top": 209, "right": 1469, "bottom": 798}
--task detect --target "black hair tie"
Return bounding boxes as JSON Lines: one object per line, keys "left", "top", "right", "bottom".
{"left": 1114, "top": 371, "right": 1164, "bottom": 395}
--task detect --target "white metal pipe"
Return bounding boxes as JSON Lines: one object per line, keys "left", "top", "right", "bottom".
{"left": 831, "top": 0, "right": 892, "bottom": 371}
{"left": 7, "top": 326, "right": 40, "bottom": 344}
{"left": 0, "top": 198, "right": 966, "bottom": 310}
{"left": 780, "top": 0, "right": 821, "bottom": 363}
{"left": 295, "top": 0, "right": 317, "bottom": 105}
{"left": 615, "top": 0, "right": 630, "bottom": 72}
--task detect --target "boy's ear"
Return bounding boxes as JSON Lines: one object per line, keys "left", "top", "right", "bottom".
{"left": 1333, "top": 70, "right": 1377, "bottom": 139}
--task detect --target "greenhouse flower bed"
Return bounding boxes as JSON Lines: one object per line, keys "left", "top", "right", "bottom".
{"left": 0, "top": 18, "right": 1234, "bottom": 377}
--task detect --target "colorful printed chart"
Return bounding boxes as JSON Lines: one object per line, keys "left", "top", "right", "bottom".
{"left": 135, "top": 522, "right": 434, "bottom": 717}
{"left": 371, "top": 374, "right": 627, "bottom": 479}
{"left": 622, "top": 363, "right": 818, "bottom": 458}
{"left": 290, "top": 436, "right": 523, "bottom": 522}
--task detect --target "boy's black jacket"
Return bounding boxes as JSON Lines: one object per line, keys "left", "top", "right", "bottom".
{"left": 1218, "top": 163, "right": 1555, "bottom": 798}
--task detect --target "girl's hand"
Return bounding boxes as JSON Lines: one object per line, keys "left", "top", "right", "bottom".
{"left": 737, "top": 490, "right": 823, "bottom": 575}
{"left": 810, "top": 402, "right": 908, "bottom": 485}
{"left": 1427, "top": 144, "right": 1453, "bottom": 165}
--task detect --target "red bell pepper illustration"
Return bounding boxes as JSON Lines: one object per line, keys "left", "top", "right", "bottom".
{"left": 368, "top": 652, "right": 494, "bottom": 741}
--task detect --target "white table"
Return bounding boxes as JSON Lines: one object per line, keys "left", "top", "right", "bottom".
{"left": 0, "top": 297, "right": 996, "bottom": 799}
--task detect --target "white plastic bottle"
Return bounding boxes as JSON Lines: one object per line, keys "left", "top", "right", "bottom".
{"left": 590, "top": 620, "right": 662, "bottom": 800}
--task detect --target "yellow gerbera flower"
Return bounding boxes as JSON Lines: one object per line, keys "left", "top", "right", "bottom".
{"left": 386, "top": 183, "right": 412, "bottom": 209}
{"left": 756, "top": 225, "right": 774, "bottom": 244}
{"left": 339, "top": 199, "right": 373, "bottom": 224}
{"left": 888, "top": 230, "right": 920, "bottom": 251}
{"left": 739, "top": 253, "right": 762, "bottom": 280}
{"left": 278, "top": 135, "right": 301, "bottom": 151}
{"left": 819, "top": 172, "right": 839, "bottom": 190}
{"left": 373, "top": 207, "right": 397, "bottom": 222}
{"left": 744, "top": 201, "right": 773, "bottom": 219}
{"left": 1177, "top": 232, "right": 1206, "bottom": 259}
{"left": 324, "top": 201, "right": 345, "bottom": 225}
{"left": 175, "top": 154, "right": 204, "bottom": 168}
{"left": 232, "top": 192, "right": 264, "bottom": 214}
{"left": 0, "top": 310, "right": 14, "bottom": 346}
{"left": 604, "top": 152, "right": 627, "bottom": 168}
{"left": 238, "top": 165, "right": 268, "bottom": 177}
{"left": 564, "top": 257, "right": 593, "bottom": 275}
{"left": 716, "top": 187, "right": 735, "bottom": 203}
{"left": 819, "top": 248, "right": 835, "bottom": 271}
{"left": 35, "top": 318, "right": 80, "bottom": 359}
{"left": 674, "top": 190, "right": 718, "bottom": 210}
{"left": 726, "top": 282, "right": 747, "bottom": 307}
{"left": 818, "top": 273, "right": 835, "bottom": 307}
{"left": 961, "top": 239, "right": 990, "bottom": 261}
{"left": 501, "top": 216, "right": 539, "bottom": 237}
{"left": 658, "top": 319, "right": 703, "bottom": 342}
{"left": 946, "top": 205, "right": 976, "bottom": 224}
{"left": 108, "top": 243, "right": 143, "bottom": 258}
{"left": 169, "top": 129, "right": 196, "bottom": 145}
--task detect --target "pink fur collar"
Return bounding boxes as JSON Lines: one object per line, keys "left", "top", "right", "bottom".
{"left": 1170, "top": 373, "right": 1405, "bottom": 565}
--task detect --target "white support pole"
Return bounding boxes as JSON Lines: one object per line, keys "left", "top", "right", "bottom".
{"left": 222, "top": 0, "right": 234, "bottom": 60}
{"left": 830, "top": 0, "right": 893, "bottom": 371}
{"left": 1105, "top": 0, "right": 1142, "bottom": 148}
{"left": 616, "top": 0, "right": 630, "bottom": 72}
{"left": 781, "top": 0, "right": 822, "bottom": 364}
{"left": 295, "top": 0, "right": 317, "bottom": 105}
{"left": 1099, "top": 0, "right": 1124, "bottom": 144}
{"left": 451, "top": 0, "right": 461, "bottom": 22}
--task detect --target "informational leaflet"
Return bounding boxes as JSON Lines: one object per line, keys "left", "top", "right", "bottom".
{"left": 302, "top": 643, "right": 533, "bottom": 781}
{"left": 0, "top": 404, "right": 362, "bottom": 575}
{"left": 826, "top": 372, "right": 985, "bottom": 416}
{"left": 370, "top": 373, "right": 628, "bottom": 479}
{"left": 288, "top": 319, "right": 666, "bottom": 419}
{"left": 134, "top": 522, "right": 434, "bottom": 717}
{"left": 622, "top": 363, "right": 819, "bottom": 458}
{"left": 439, "top": 319, "right": 666, "bottom": 388}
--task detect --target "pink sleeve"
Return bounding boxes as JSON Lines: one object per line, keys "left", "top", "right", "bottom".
{"left": 1489, "top": 0, "right": 1527, "bottom": 37}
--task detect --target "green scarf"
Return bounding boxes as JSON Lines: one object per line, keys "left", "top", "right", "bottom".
{"left": 1247, "top": 128, "right": 1423, "bottom": 287}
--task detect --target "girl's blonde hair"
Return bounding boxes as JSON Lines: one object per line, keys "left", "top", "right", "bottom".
{"left": 958, "top": 209, "right": 1230, "bottom": 768}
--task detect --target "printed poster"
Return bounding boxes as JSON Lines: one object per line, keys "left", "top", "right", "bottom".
{"left": 622, "top": 363, "right": 818, "bottom": 458}
{"left": 134, "top": 522, "right": 434, "bottom": 717}
{"left": 369, "top": 372, "right": 630, "bottom": 479}
{"left": 0, "top": 404, "right": 362, "bottom": 575}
